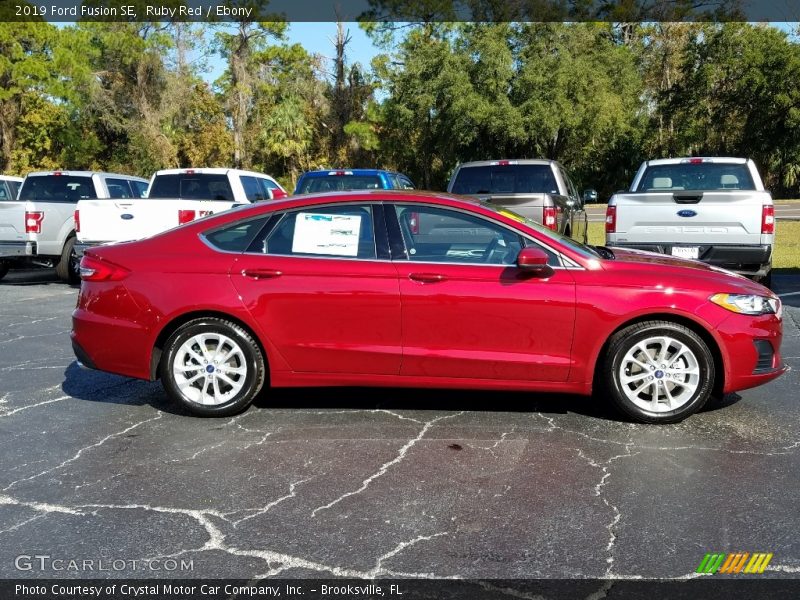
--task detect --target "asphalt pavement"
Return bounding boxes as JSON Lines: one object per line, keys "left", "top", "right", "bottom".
{"left": 0, "top": 269, "right": 798, "bottom": 581}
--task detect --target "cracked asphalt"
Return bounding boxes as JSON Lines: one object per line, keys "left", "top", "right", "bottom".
{"left": 0, "top": 269, "right": 799, "bottom": 581}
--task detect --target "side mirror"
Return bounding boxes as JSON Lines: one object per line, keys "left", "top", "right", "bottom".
{"left": 516, "top": 247, "right": 552, "bottom": 275}
{"left": 269, "top": 188, "right": 288, "bottom": 201}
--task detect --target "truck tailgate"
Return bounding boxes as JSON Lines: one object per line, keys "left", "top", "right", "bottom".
{"left": 77, "top": 199, "right": 234, "bottom": 244}
{"left": 0, "top": 201, "right": 25, "bottom": 242}
{"left": 612, "top": 190, "right": 769, "bottom": 244}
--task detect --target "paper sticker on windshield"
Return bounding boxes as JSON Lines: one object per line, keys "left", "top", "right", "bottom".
{"left": 498, "top": 208, "right": 526, "bottom": 223}
{"left": 292, "top": 213, "right": 361, "bottom": 256}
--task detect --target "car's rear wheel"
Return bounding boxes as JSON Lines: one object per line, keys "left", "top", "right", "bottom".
{"left": 55, "top": 236, "right": 79, "bottom": 284}
{"left": 602, "top": 321, "right": 715, "bottom": 424}
{"left": 160, "top": 318, "right": 266, "bottom": 417}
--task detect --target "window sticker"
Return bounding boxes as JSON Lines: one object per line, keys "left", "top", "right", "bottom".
{"left": 292, "top": 212, "right": 362, "bottom": 256}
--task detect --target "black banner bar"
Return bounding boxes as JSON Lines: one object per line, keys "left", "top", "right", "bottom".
{"left": 2, "top": 0, "right": 800, "bottom": 23}
{"left": 3, "top": 579, "right": 800, "bottom": 600}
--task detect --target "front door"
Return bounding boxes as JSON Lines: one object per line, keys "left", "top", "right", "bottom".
{"left": 389, "top": 204, "right": 576, "bottom": 382}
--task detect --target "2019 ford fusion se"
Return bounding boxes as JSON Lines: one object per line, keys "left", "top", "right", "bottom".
{"left": 71, "top": 191, "right": 786, "bottom": 423}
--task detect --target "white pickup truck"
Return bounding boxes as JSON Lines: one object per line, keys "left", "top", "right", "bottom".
{"left": 75, "top": 168, "right": 287, "bottom": 258}
{"left": 0, "top": 171, "right": 148, "bottom": 283}
{"left": 606, "top": 157, "right": 775, "bottom": 286}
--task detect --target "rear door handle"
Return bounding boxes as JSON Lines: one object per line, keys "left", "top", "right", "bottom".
{"left": 409, "top": 272, "right": 446, "bottom": 283}
{"left": 242, "top": 268, "right": 282, "bottom": 280}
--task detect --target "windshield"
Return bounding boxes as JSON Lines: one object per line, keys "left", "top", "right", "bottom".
{"left": 636, "top": 163, "right": 755, "bottom": 191}
{"left": 482, "top": 203, "right": 602, "bottom": 260}
{"left": 297, "top": 175, "right": 383, "bottom": 193}
{"left": 149, "top": 174, "right": 234, "bottom": 200}
{"left": 19, "top": 175, "right": 97, "bottom": 202}
{"left": 451, "top": 164, "right": 559, "bottom": 195}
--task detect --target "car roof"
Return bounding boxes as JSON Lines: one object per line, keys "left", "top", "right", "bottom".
{"left": 455, "top": 159, "right": 560, "bottom": 168}
{"left": 154, "top": 168, "right": 277, "bottom": 179}
{"left": 644, "top": 157, "right": 748, "bottom": 166}
{"left": 244, "top": 190, "right": 482, "bottom": 212}
{"left": 299, "top": 169, "right": 404, "bottom": 177}
{"left": 24, "top": 171, "right": 148, "bottom": 182}
{"left": 0, "top": 175, "right": 23, "bottom": 182}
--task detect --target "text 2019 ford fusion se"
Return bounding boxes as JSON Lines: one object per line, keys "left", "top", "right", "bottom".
{"left": 70, "top": 191, "right": 786, "bottom": 423}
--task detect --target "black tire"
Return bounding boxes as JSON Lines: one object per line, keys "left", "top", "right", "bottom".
{"left": 0, "top": 260, "right": 8, "bottom": 281}
{"left": 759, "top": 270, "right": 772, "bottom": 290}
{"left": 160, "top": 317, "right": 266, "bottom": 417}
{"left": 55, "top": 235, "right": 79, "bottom": 284}
{"left": 601, "top": 320, "right": 715, "bottom": 424}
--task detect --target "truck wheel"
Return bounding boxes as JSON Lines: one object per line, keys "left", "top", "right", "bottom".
{"left": 160, "top": 318, "right": 266, "bottom": 417}
{"left": 0, "top": 261, "right": 8, "bottom": 281}
{"left": 55, "top": 236, "right": 80, "bottom": 284}
{"left": 601, "top": 321, "right": 715, "bottom": 424}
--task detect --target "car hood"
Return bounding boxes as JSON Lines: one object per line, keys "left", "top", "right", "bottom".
{"left": 605, "top": 247, "right": 774, "bottom": 296}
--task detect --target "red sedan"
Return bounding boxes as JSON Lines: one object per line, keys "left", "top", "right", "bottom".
{"left": 71, "top": 191, "right": 786, "bottom": 423}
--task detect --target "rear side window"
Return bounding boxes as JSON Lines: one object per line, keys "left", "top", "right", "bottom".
{"left": 105, "top": 178, "right": 133, "bottom": 199}
{"left": 636, "top": 164, "right": 756, "bottom": 191}
{"left": 203, "top": 216, "right": 271, "bottom": 253}
{"left": 148, "top": 174, "right": 234, "bottom": 200}
{"left": 398, "top": 176, "right": 415, "bottom": 189}
{"left": 257, "top": 204, "right": 376, "bottom": 259}
{"left": 0, "top": 182, "right": 13, "bottom": 201}
{"left": 241, "top": 176, "right": 268, "bottom": 202}
{"left": 297, "top": 175, "right": 383, "bottom": 194}
{"left": 131, "top": 180, "right": 148, "bottom": 198}
{"left": 450, "top": 165, "right": 559, "bottom": 195}
{"left": 19, "top": 176, "right": 97, "bottom": 202}
{"left": 6, "top": 181, "right": 20, "bottom": 199}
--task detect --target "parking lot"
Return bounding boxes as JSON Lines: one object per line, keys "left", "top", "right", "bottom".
{"left": 0, "top": 268, "right": 799, "bottom": 580}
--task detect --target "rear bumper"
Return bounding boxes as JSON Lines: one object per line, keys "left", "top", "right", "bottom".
{"left": 608, "top": 243, "right": 772, "bottom": 276}
{"left": 0, "top": 241, "right": 36, "bottom": 259}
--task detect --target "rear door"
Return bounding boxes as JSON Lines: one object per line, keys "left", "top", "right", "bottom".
{"left": 230, "top": 203, "right": 402, "bottom": 375}
{"left": 389, "top": 203, "right": 576, "bottom": 382}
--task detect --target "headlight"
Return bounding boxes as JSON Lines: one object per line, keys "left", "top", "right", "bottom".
{"left": 710, "top": 293, "right": 780, "bottom": 315}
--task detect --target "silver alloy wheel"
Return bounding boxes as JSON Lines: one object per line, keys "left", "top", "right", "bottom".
{"left": 618, "top": 335, "right": 701, "bottom": 413}
{"left": 172, "top": 333, "right": 248, "bottom": 406}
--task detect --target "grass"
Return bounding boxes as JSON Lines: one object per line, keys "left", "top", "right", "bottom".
{"left": 586, "top": 220, "right": 800, "bottom": 271}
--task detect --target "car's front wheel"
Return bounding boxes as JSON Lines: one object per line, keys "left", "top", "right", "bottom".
{"left": 602, "top": 321, "right": 715, "bottom": 424}
{"left": 160, "top": 318, "right": 266, "bottom": 417}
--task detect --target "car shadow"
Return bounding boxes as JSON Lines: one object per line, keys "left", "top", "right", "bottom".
{"left": 62, "top": 361, "right": 626, "bottom": 422}
{"left": 0, "top": 268, "right": 62, "bottom": 286}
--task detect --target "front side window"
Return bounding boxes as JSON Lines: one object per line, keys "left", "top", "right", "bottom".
{"left": 392, "top": 204, "right": 531, "bottom": 266}
{"left": 241, "top": 176, "right": 268, "bottom": 202}
{"left": 131, "top": 180, "right": 149, "bottom": 198}
{"left": 257, "top": 204, "right": 376, "bottom": 259}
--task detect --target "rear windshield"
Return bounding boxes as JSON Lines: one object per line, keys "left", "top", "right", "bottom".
{"left": 149, "top": 174, "right": 234, "bottom": 200}
{"left": 296, "top": 175, "right": 383, "bottom": 194}
{"left": 19, "top": 175, "right": 97, "bottom": 202}
{"left": 636, "top": 163, "right": 756, "bottom": 191}
{"left": 450, "top": 165, "right": 559, "bottom": 195}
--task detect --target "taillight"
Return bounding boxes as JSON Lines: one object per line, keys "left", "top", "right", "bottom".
{"left": 543, "top": 206, "right": 557, "bottom": 231}
{"left": 178, "top": 209, "right": 196, "bottom": 225}
{"left": 605, "top": 205, "right": 617, "bottom": 234}
{"left": 74, "top": 209, "right": 80, "bottom": 233}
{"left": 409, "top": 211, "right": 420, "bottom": 234}
{"left": 25, "top": 211, "right": 44, "bottom": 234}
{"left": 79, "top": 255, "right": 130, "bottom": 282}
{"left": 761, "top": 205, "right": 775, "bottom": 234}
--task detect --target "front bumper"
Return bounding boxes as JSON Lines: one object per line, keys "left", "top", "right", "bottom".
{"left": 716, "top": 311, "right": 787, "bottom": 393}
{"left": 0, "top": 241, "right": 36, "bottom": 259}
{"left": 608, "top": 243, "right": 772, "bottom": 277}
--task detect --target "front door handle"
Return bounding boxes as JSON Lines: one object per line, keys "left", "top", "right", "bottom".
{"left": 242, "top": 268, "right": 282, "bottom": 280}
{"left": 408, "top": 272, "right": 446, "bottom": 283}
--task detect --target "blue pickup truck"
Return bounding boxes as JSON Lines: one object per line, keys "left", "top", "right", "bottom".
{"left": 294, "top": 169, "right": 415, "bottom": 194}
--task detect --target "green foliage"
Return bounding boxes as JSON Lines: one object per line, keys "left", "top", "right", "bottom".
{"left": 2, "top": 20, "right": 800, "bottom": 201}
